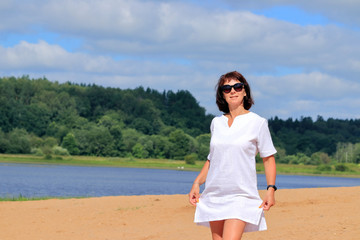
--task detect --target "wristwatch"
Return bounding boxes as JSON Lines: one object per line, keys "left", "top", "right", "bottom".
{"left": 267, "top": 185, "right": 277, "bottom": 191}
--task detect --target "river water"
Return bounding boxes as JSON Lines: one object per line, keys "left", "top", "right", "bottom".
{"left": 0, "top": 163, "right": 359, "bottom": 198}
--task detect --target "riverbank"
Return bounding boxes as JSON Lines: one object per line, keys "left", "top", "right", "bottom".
{"left": 0, "top": 186, "right": 358, "bottom": 240}
{"left": 0, "top": 153, "right": 359, "bottom": 177}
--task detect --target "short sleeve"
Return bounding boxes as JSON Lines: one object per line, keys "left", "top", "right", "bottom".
{"left": 207, "top": 118, "right": 215, "bottom": 161}
{"left": 257, "top": 119, "right": 277, "bottom": 158}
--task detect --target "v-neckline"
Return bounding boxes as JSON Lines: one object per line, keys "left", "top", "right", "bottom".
{"left": 223, "top": 112, "right": 251, "bottom": 128}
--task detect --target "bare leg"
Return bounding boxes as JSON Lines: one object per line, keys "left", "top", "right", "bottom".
{"left": 222, "top": 219, "right": 246, "bottom": 240}
{"left": 209, "top": 220, "right": 225, "bottom": 240}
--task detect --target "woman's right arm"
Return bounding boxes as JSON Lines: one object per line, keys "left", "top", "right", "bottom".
{"left": 188, "top": 160, "right": 210, "bottom": 206}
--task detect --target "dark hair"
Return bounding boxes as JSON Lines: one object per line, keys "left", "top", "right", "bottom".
{"left": 216, "top": 71, "right": 254, "bottom": 113}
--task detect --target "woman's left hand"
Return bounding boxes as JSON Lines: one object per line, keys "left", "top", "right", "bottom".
{"left": 260, "top": 189, "right": 275, "bottom": 211}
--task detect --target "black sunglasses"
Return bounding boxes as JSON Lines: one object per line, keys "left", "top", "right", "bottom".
{"left": 221, "top": 83, "right": 244, "bottom": 93}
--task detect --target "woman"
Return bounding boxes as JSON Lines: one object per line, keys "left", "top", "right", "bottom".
{"left": 189, "top": 71, "right": 277, "bottom": 240}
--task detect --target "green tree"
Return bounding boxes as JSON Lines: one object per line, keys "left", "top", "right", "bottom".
{"left": 0, "top": 129, "right": 9, "bottom": 153}
{"left": 169, "top": 129, "right": 195, "bottom": 159}
{"left": 335, "top": 142, "right": 358, "bottom": 163}
{"left": 109, "top": 125, "right": 125, "bottom": 154}
{"left": 354, "top": 143, "right": 360, "bottom": 163}
{"left": 22, "top": 103, "right": 51, "bottom": 136}
{"left": 137, "top": 136, "right": 154, "bottom": 158}
{"left": 62, "top": 133, "right": 80, "bottom": 155}
{"left": 46, "top": 122, "right": 69, "bottom": 140}
{"left": 149, "top": 135, "right": 172, "bottom": 159}
{"left": 195, "top": 134, "right": 210, "bottom": 160}
{"left": 130, "top": 118, "right": 154, "bottom": 135}
{"left": 7, "top": 128, "right": 31, "bottom": 153}
{"left": 132, "top": 143, "right": 149, "bottom": 158}
{"left": 74, "top": 125, "right": 115, "bottom": 156}
{"left": 275, "top": 147, "right": 287, "bottom": 164}
{"left": 122, "top": 128, "right": 144, "bottom": 153}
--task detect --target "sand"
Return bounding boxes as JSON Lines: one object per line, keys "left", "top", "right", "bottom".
{"left": 0, "top": 186, "right": 359, "bottom": 240}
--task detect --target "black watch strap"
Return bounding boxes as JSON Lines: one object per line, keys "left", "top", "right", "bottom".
{"left": 267, "top": 185, "right": 277, "bottom": 191}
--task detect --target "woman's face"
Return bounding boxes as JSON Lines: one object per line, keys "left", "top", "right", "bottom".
{"left": 222, "top": 78, "right": 246, "bottom": 107}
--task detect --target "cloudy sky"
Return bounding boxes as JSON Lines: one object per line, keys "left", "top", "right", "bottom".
{"left": 1, "top": 0, "right": 360, "bottom": 120}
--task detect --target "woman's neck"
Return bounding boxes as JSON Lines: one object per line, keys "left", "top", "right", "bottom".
{"left": 226, "top": 105, "right": 249, "bottom": 119}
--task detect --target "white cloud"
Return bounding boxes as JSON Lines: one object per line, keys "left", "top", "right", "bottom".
{"left": 0, "top": 40, "right": 194, "bottom": 75}
{"left": 0, "top": 40, "right": 115, "bottom": 72}
{"left": 2, "top": 1, "right": 359, "bottom": 63}
{"left": 249, "top": 72, "right": 360, "bottom": 119}
{"left": 222, "top": 0, "right": 360, "bottom": 27}
{"left": 252, "top": 72, "right": 360, "bottom": 100}
{"left": 0, "top": 40, "right": 203, "bottom": 89}
{"left": 20, "top": 0, "right": 358, "bottom": 79}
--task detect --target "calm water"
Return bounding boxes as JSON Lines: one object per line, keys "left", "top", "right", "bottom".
{"left": 0, "top": 163, "right": 359, "bottom": 198}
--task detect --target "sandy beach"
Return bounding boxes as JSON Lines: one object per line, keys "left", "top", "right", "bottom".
{"left": 0, "top": 186, "right": 359, "bottom": 240}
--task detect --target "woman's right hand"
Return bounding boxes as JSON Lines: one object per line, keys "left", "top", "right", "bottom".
{"left": 188, "top": 160, "right": 210, "bottom": 206}
{"left": 188, "top": 183, "right": 200, "bottom": 206}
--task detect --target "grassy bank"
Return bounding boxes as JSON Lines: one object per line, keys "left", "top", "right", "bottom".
{"left": 0, "top": 154, "right": 359, "bottom": 177}
{"left": 0, "top": 194, "right": 86, "bottom": 202}
{"left": 0, "top": 154, "right": 199, "bottom": 170}
{"left": 257, "top": 162, "right": 360, "bottom": 177}
{"left": 0, "top": 194, "right": 85, "bottom": 202}
{"left": 0, "top": 195, "right": 54, "bottom": 202}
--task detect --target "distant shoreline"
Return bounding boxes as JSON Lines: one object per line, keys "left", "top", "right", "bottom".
{"left": 0, "top": 153, "right": 359, "bottom": 178}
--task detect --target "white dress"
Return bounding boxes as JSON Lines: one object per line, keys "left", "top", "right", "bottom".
{"left": 194, "top": 112, "right": 277, "bottom": 232}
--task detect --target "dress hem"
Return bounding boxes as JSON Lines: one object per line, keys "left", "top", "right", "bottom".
{"left": 194, "top": 212, "right": 267, "bottom": 233}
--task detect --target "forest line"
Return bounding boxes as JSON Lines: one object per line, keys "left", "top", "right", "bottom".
{"left": 0, "top": 76, "right": 359, "bottom": 167}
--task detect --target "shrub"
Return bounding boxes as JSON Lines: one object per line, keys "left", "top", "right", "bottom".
{"left": 31, "top": 148, "right": 44, "bottom": 156}
{"left": 52, "top": 146, "right": 70, "bottom": 156}
{"left": 41, "top": 146, "right": 53, "bottom": 156}
{"left": 335, "top": 164, "right": 348, "bottom": 172}
{"left": 185, "top": 153, "right": 198, "bottom": 165}
{"left": 316, "top": 164, "right": 332, "bottom": 171}
{"left": 43, "top": 137, "right": 58, "bottom": 147}
{"left": 297, "top": 154, "right": 312, "bottom": 165}
{"left": 311, "top": 152, "right": 332, "bottom": 165}
{"left": 283, "top": 155, "right": 298, "bottom": 164}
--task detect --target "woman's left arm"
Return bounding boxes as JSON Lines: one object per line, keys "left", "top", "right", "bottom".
{"left": 260, "top": 155, "right": 276, "bottom": 211}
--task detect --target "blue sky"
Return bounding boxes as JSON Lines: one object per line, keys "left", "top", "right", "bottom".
{"left": 1, "top": 0, "right": 360, "bottom": 120}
